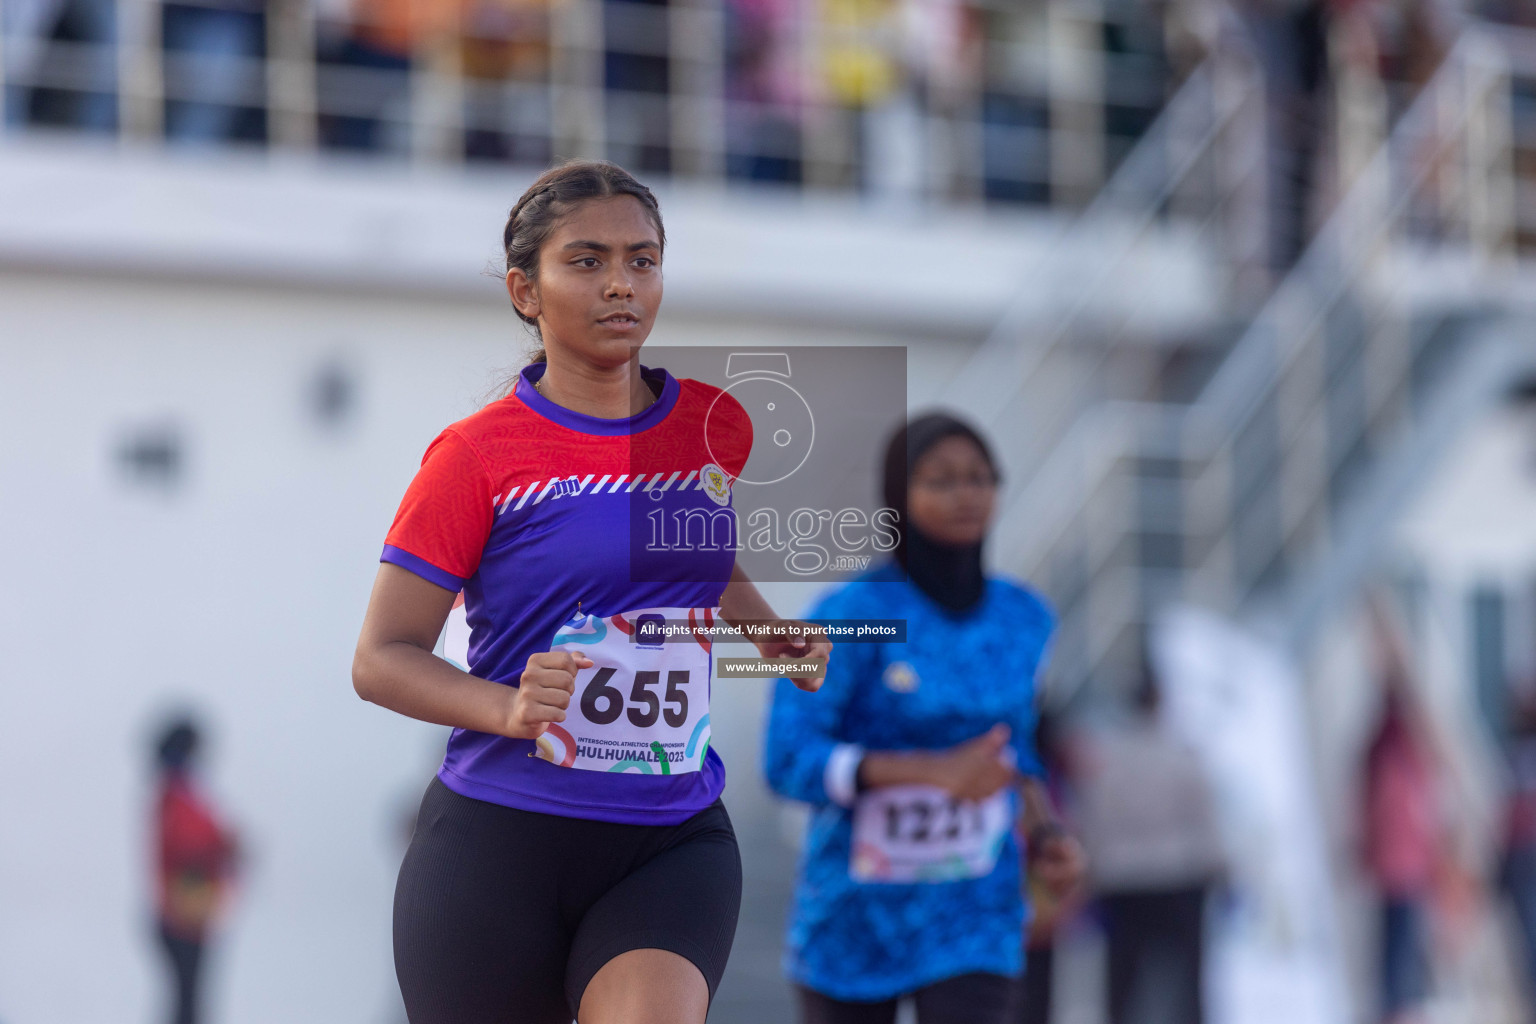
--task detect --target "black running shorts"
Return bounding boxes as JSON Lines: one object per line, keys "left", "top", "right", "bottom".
{"left": 393, "top": 776, "right": 742, "bottom": 1024}
{"left": 797, "top": 973, "right": 1019, "bottom": 1024}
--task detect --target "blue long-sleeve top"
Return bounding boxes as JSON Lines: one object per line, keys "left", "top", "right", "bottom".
{"left": 763, "top": 560, "right": 1055, "bottom": 1001}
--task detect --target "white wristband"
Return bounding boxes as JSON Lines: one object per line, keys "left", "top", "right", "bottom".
{"left": 824, "top": 743, "right": 865, "bottom": 808}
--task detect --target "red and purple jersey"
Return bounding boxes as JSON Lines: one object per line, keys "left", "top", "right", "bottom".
{"left": 381, "top": 362, "right": 752, "bottom": 824}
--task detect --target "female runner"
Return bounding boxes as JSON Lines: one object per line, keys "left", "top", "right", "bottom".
{"left": 764, "top": 413, "right": 1084, "bottom": 1023}
{"left": 353, "top": 160, "right": 831, "bottom": 1024}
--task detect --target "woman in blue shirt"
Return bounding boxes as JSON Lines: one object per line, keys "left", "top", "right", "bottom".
{"left": 764, "top": 412, "right": 1084, "bottom": 1024}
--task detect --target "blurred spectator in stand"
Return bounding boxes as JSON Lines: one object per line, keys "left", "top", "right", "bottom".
{"left": 1382, "top": 0, "right": 1464, "bottom": 95}
{"left": 976, "top": 5, "right": 1049, "bottom": 205}
{"left": 604, "top": 0, "right": 671, "bottom": 173}
{"left": 152, "top": 716, "right": 239, "bottom": 1024}
{"left": 725, "top": 0, "right": 804, "bottom": 183}
{"left": 2, "top": 0, "right": 54, "bottom": 124}
{"left": 459, "top": 0, "right": 552, "bottom": 162}
{"left": 1075, "top": 666, "right": 1225, "bottom": 1024}
{"left": 1476, "top": 0, "right": 1535, "bottom": 26}
{"left": 1500, "top": 692, "right": 1536, "bottom": 1016}
{"left": 1361, "top": 672, "right": 1443, "bottom": 1023}
{"left": 818, "top": 0, "right": 900, "bottom": 190}
{"left": 1233, "top": 0, "right": 1330, "bottom": 269}
{"left": 1327, "top": 0, "right": 1387, "bottom": 207}
{"left": 1328, "top": 0, "right": 1464, "bottom": 232}
{"left": 1101, "top": 2, "right": 1172, "bottom": 176}
{"left": 161, "top": 0, "right": 270, "bottom": 144}
{"left": 316, "top": 0, "right": 423, "bottom": 151}
{"left": 6, "top": 0, "right": 118, "bottom": 131}
{"left": 895, "top": 0, "right": 984, "bottom": 202}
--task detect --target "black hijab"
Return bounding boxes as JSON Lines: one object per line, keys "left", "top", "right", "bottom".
{"left": 882, "top": 413, "right": 998, "bottom": 614}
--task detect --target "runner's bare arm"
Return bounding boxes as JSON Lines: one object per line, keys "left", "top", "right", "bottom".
{"left": 718, "top": 562, "right": 832, "bottom": 691}
{"left": 353, "top": 563, "right": 588, "bottom": 739}
{"left": 858, "top": 725, "right": 1015, "bottom": 800}
{"left": 717, "top": 561, "right": 779, "bottom": 625}
{"left": 1020, "top": 776, "right": 1085, "bottom": 896}
{"left": 853, "top": 750, "right": 950, "bottom": 788}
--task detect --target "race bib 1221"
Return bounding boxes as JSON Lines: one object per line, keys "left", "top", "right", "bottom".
{"left": 850, "top": 784, "right": 1012, "bottom": 883}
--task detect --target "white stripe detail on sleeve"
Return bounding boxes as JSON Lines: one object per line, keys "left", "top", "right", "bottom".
{"left": 656, "top": 470, "right": 683, "bottom": 492}
{"left": 824, "top": 744, "right": 866, "bottom": 809}
{"left": 591, "top": 475, "right": 612, "bottom": 494}
{"left": 571, "top": 474, "right": 596, "bottom": 496}
{"left": 498, "top": 487, "right": 520, "bottom": 515}
{"left": 608, "top": 474, "right": 629, "bottom": 493}
{"left": 677, "top": 470, "right": 698, "bottom": 490}
{"left": 627, "top": 475, "right": 648, "bottom": 491}
{"left": 514, "top": 482, "right": 541, "bottom": 511}
{"left": 532, "top": 479, "right": 559, "bottom": 504}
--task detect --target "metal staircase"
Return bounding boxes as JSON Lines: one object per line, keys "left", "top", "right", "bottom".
{"left": 990, "top": 25, "right": 1536, "bottom": 700}
{"left": 938, "top": 23, "right": 1270, "bottom": 488}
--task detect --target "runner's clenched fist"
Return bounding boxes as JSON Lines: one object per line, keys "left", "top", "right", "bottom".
{"left": 509, "top": 651, "right": 593, "bottom": 739}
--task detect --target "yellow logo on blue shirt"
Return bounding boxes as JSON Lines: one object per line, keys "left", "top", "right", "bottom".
{"left": 883, "top": 661, "right": 919, "bottom": 693}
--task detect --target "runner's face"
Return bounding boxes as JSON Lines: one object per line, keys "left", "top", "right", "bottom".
{"left": 529, "top": 196, "right": 663, "bottom": 367}
{"left": 906, "top": 435, "right": 997, "bottom": 547}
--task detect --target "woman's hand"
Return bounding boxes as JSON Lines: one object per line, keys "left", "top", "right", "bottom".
{"left": 509, "top": 651, "right": 593, "bottom": 739}
{"left": 931, "top": 725, "right": 1015, "bottom": 801}
{"left": 752, "top": 618, "right": 833, "bottom": 692}
{"left": 719, "top": 565, "right": 831, "bottom": 693}
{"left": 1028, "top": 830, "right": 1087, "bottom": 901}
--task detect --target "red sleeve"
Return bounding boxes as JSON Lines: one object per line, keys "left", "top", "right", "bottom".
{"left": 710, "top": 391, "right": 753, "bottom": 481}
{"left": 381, "top": 429, "right": 494, "bottom": 592}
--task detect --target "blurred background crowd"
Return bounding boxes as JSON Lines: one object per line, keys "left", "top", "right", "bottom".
{"left": 9, "top": 0, "right": 1536, "bottom": 1022}
{"left": 5, "top": 0, "right": 1526, "bottom": 207}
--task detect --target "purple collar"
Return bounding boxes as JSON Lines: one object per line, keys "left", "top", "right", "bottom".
{"left": 514, "top": 362, "right": 680, "bottom": 436}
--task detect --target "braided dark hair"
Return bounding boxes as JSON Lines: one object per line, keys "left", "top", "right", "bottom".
{"left": 503, "top": 161, "right": 666, "bottom": 360}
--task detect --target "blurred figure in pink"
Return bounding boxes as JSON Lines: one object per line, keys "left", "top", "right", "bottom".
{"left": 1361, "top": 682, "right": 1442, "bottom": 1024}
{"left": 1499, "top": 693, "right": 1536, "bottom": 1015}
{"left": 725, "top": 0, "right": 804, "bottom": 183}
{"left": 152, "top": 717, "right": 240, "bottom": 1024}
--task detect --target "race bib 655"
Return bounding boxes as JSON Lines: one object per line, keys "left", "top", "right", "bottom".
{"left": 535, "top": 606, "right": 716, "bottom": 775}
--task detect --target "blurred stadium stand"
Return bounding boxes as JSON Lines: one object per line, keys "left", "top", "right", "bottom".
{"left": 978, "top": 23, "right": 1536, "bottom": 705}
{"left": 0, "top": 0, "right": 1189, "bottom": 203}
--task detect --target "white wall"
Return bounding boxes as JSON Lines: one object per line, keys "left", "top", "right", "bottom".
{"left": 0, "top": 136, "right": 1224, "bottom": 340}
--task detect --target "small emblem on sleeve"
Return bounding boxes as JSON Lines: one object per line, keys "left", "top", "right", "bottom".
{"left": 883, "top": 661, "right": 919, "bottom": 693}
{"left": 700, "top": 463, "right": 732, "bottom": 506}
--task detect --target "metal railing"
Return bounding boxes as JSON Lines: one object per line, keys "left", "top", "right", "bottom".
{"left": 938, "top": 29, "right": 1268, "bottom": 487}
{"left": 0, "top": 0, "right": 1181, "bottom": 206}
{"left": 1000, "top": 25, "right": 1536, "bottom": 699}
{"left": 923, "top": 15, "right": 1269, "bottom": 699}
